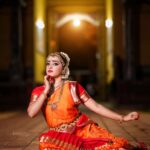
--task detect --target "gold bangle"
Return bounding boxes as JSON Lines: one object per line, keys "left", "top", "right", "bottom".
{"left": 41, "top": 92, "right": 47, "bottom": 99}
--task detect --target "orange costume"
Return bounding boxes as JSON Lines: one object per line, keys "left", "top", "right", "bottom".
{"left": 30, "top": 81, "right": 129, "bottom": 150}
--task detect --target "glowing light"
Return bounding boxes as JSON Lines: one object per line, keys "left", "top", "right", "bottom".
{"left": 56, "top": 13, "right": 99, "bottom": 28}
{"left": 36, "top": 20, "right": 45, "bottom": 29}
{"left": 73, "top": 19, "right": 80, "bottom": 27}
{"left": 105, "top": 19, "right": 113, "bottom": 28}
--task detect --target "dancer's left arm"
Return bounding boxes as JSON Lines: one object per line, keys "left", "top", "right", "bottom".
{"left": 84, "top": 98, "right": 139, "bottom": 122}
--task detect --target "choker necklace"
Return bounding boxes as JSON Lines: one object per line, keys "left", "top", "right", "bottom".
{"left": 47, "top": 81, "right": 65, "bottom": 110}
{"left": 54, "top": 81, "right": 63, "bottom": 90}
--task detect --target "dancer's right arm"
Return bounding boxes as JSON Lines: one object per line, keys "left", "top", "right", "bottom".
{"left": 27, "top": 76, "right": 52, "bottom": 118}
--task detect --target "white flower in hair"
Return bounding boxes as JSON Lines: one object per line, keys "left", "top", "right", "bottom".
{"left": 60, "top": 52, "right": 70, "bottom": 79}
{"left": 60, "top": 52, "right": 70, "bottom": 66}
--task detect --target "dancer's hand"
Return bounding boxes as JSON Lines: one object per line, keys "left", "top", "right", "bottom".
{"left": 123, "top": 112, "right": 140, "bottom": 122}
{"left": 49, "top": 76, "right": 55, "bottom": 84}
{"left": 44, "top": 75, "right": 54, "bottom": 94}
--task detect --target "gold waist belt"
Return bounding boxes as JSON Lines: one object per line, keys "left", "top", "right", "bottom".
{"left": 49, "top": 113, "right": 81, "bottom": 133}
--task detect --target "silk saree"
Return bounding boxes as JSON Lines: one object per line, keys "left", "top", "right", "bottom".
{"left": 30, "top": 81, "right": 129, "bottom": 150}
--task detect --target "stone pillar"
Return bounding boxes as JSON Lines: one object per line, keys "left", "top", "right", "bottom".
{"left": 123, "top": 0, "right": 140, "bottom": 80}
{"left": 33, "top": 0, "right": 46, "bottom": 83}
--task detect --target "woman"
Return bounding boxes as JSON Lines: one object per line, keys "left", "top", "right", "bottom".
{"left": 27, "top": 52, "right": 146, "bottom": 150}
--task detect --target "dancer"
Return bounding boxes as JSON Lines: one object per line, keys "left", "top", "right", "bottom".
{"left": 27, "top": 52, "right": 146, "bottom": 150}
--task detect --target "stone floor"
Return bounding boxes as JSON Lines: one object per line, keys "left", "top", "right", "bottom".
{"left": 0, "top": 106, "right": 150, "bottom": 150}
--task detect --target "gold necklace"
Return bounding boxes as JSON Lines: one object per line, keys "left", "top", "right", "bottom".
{"left": 47, "top": 81, "right": 64, "bottom": 110}
{"left": 54, "top": 81, "right": 63, "bottom": 89}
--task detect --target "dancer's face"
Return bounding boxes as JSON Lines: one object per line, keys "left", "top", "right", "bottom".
{"left": 46, "top": 56, "right": 63, "bottom": 78}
